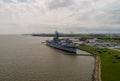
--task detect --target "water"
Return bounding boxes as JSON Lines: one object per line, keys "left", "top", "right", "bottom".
{"left": 0, "top": 35, "right": 95, "bottom": 81}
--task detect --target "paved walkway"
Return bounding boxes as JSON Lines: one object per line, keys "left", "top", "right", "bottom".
{"left": 76, "top": 49, "right": 91, "bottom": 55}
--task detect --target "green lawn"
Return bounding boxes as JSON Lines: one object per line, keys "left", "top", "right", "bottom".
{"left": 78, "top": 45, "right": 120, "bottom": 81}
{"left": 98, "top": 37, "right": 120, "bottom": 43}
{"left": 116, "top": 48, "right": 120, "bottom": 50}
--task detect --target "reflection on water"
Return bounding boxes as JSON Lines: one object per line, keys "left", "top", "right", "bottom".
{"left": 0, "top": 35, "right": 94, "bottom": 81}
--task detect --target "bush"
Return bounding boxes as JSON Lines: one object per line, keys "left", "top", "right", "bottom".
{"left": 116, "top": 56, "right": 120, "bottom": 59}
{"left": 114, "top": 54, "right": 119, "bottom": 57}
{"left": 112, "top": 60, "right": 117, "bottom": 63}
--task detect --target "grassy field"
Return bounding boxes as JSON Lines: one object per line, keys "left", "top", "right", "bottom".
{"left": 116, "top": 48, "right": 120, "bottom": 50}
{"left": 78, "top": 45, "right": 120, "bottom": 81}
{"left": 98, "top": 37, "right": 120, "bottom": 43}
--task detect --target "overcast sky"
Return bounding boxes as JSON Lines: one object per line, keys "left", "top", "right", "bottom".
{"left": 0, "top": 0, "right": 120, "bottom": 34}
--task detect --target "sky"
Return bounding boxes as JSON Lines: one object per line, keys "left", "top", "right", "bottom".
{"left": 0, "top": 0, "right": 120, "bottom": 34}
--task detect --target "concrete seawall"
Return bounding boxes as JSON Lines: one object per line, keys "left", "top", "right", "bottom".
{"left": 76, "top": 49, "right": 92, "bottom": 56}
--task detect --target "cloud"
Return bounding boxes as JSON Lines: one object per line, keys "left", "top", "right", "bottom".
{"left": 3, "top": 0, "right": 12, "bottom": 3}
{"left": 70, "top": 0, "right": 120, "bottom": 27}
{"left": 17, "top": 0, "right": 29, "bottom": 2}
{"left": 0, "top": 0, "right": 120, "bottom": 34}
{"left": 46, "top": 0, "right": 74, "bottom": 9}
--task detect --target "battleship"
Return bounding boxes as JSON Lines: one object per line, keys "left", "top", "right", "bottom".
{"left": 46, "top": 31, "right": 77, "bottom": 53}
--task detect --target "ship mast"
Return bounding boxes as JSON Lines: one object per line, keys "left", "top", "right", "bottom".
{"left": 53, "top": 30, "right": 59, "bottom": 43}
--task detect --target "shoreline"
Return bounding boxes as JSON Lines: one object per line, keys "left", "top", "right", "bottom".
{"left": 77, "top": 45, "right": 101, "bottom": 81}
{"left": 93, "top": 56, "right": 101, "bottom": 81}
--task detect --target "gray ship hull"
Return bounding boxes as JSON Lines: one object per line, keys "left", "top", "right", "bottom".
{"left": 46, "top": 42, "right": 76, "bottom": 53}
